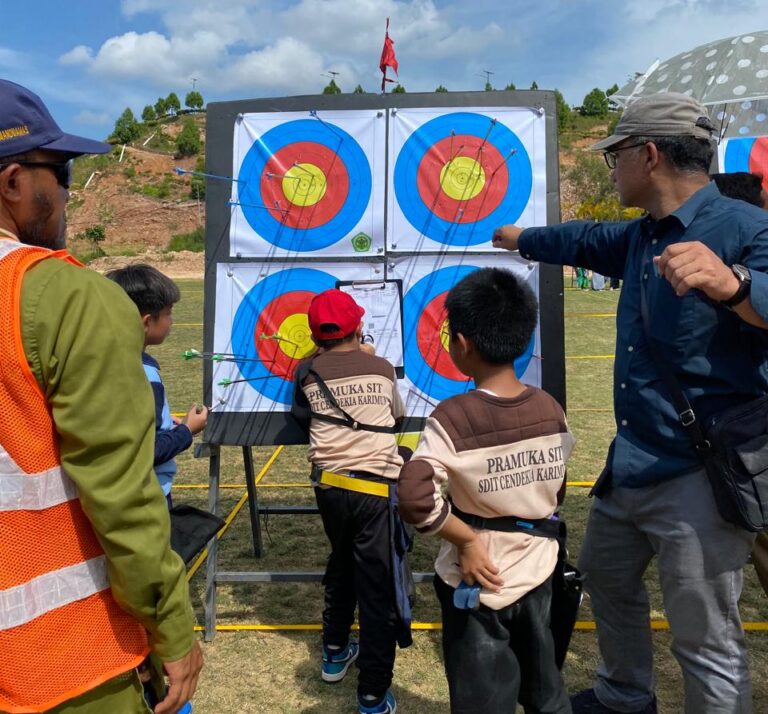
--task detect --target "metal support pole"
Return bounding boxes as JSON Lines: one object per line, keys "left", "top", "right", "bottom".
{"left": 203, "top": 444, "right": 221, "bottom": 642}
{"left": 243, "top": 445, "right": 263, "bottom": 557}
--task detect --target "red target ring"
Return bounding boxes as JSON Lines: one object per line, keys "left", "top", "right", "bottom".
{"left": 415, "top": 134, "right": 508, "bottom": 224}
{"left": 748, "top": 137, "right": 768, "bottom": 188}
{"left": 254, "top": 290, "right": 315, "bottom": 381}
{"left": 260, "top": 142, "right": 349, "bottom": 230}
{"left": 416, "top": 293, "right": 466, "bottom": 381}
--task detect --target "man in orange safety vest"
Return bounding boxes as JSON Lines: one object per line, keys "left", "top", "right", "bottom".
{"left": 0, "top": 80, "right": 202, "bottom": 714}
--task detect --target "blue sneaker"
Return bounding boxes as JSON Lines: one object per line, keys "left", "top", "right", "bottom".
{"left": 321, "top": 641, "right": 359, "bottom": 683}
{"left": 358, "top": 690, "right": 397, "bottom": 714}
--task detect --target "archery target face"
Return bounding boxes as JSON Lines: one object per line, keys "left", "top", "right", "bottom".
{"left": 388, "top": 107, "right": 547, "bottom": 252}
{"left": 388, "top": 254, "right": 541, "bottom": 419}
{"left": 721, "top": 136, "right": 768, "bottom": 192}
{"left": 212, "top": 261, "right": 382, "bottom": 412}
{"left": 230, "top": 110, "right": 385, "bottom": 258}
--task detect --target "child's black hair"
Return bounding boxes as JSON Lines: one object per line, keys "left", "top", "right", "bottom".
{"left": 444, "top": 267, "right": 538, "bottom": 364}
{"left": 105, "top": 263, "right": 181, "bottom": 317}
{"left": 314, "top": 324, "right": 357, "bottom": 350}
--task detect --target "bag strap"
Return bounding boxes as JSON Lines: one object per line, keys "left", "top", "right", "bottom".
{"left": 451, "top": 501, "right": 561, "bottom": 539}
{"left": 302, "top": 362, "right": 396, "bottom": 434}
{"left": 639, "top": 269, "right": 711, "bottom": 454}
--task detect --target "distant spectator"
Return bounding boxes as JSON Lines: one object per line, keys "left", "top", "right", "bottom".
{"left": 711, "top": 171, "right": 768, "bottom": 209}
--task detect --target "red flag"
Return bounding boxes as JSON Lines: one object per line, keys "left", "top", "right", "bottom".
{"left": 380, "top": 18, "right": 398, "bottom": 92}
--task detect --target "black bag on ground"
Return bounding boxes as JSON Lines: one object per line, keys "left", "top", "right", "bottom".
{"left": 701, "top": 395, "right": 768, "bottom": 531}
{"left": 169, "top": 504, "right": 225, "bottom": 566}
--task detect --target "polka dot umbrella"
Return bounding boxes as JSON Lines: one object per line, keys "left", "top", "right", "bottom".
{"left": 612, "top": 31, "right": 768, "bottom": 139}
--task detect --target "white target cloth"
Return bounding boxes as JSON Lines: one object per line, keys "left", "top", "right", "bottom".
{"left": 387, "top": 106, "right": 547, "bottom": 253}
{"left": 388, "top": 253, "right": 541, "bottom": 420}
{"left": 212, "top": 261, "right": 382, "bottom": 413}
{"left": 230, "top": 109, "right": 386, "bottom": 258}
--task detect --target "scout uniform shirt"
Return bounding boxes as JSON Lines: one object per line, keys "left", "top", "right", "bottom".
{"left": 301, "top": 349, "right": 405, "bottom": 479}
{"left": 399, "top": 387, "right": 575, "bottom": 609}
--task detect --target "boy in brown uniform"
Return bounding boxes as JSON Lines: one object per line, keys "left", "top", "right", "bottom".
{"left": 398, "top": 268, "right": 574, "bottom": 714}
{"left": 292, "top": 289, "right": 409, "bottom": 714}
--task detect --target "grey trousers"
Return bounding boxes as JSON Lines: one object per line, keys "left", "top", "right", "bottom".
{"left": 579, "top": 468, "right": 755, "bottom": 714}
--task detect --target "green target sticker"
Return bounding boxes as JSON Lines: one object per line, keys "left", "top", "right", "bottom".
{"left": 351, "top": 232, "right": 372, "bottom": 252}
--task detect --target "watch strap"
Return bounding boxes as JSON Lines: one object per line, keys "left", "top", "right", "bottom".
{"left": 720, "top": 265, "right": 751, "bottom": 308}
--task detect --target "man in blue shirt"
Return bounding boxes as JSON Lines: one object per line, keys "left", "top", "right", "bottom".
{"left": 493, "top": 93, "right": 768, "bottom": 714}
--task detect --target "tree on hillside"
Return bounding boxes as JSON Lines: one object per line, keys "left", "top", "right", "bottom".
{"left": 392, "top": 84, "right": 406, "bottom": 93}
{"left": 154, "top": 97, "right": 168, "bottom": 118}
{"left": 175, "top": 117, "right": 201, "bottom": 157}
{"left": 110, "top": 108, "right": 141, "bottom": 144}
{"left": 504, "top": 82, "right": 516, "bottom": 90}
{"left": 435, "top": 85, "right": 448, "bottom": 93}
{"left": 566, "top": 152, "right": 615, "bottom": 204}
{"left": 353, "top": 84, "right": 366, "bottom": 94}
{"left": 189, "top": 155, "right": 206, "bottom": 200}
{"left": 554, "top": 89, "right": 571, "bottom": 133}
{"left": 322, "top": 79, "right": 341, "bottom": 94}
{"left": 141, "top": 105, "right": 156, "bottom": 123}
{"left": 580, "top": 87, "right": 609, "bottom": 118}
{"left": 530, "top": 81, "right": 539, "bottom": 90}
{"left": 185, "top": 91, "right": 204, "bottom": 111}
{"left": 166, "top": 92, "right": 181, "bottom": 115}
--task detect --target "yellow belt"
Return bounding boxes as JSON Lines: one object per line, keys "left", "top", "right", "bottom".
{"left": 318, "top": 470, "right": 390, "bottom": 498}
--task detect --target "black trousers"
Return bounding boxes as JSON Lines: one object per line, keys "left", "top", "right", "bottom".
{"left": 315, "top": 485, "right": 398, "bottom": 699}
{"left": 435, "top": 575, "right": 571, "bottom": 714}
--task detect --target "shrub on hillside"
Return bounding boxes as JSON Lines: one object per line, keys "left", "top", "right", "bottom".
{"left": 167, "top": 226, "right": 204, "bottom": 252}
{"left": 175, "top": 118, "right": 201, "bottom": 158}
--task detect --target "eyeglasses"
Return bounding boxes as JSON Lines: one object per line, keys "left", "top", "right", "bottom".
{"left": 603, "top": 143, "right": 647, "bottom": 170}
{"left": 0, "top": 160, "right": 73, "bottom": 189}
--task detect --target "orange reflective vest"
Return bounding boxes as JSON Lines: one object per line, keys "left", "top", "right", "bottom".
{"left": 0, "top": 240, "right": 149, "bottom": 713}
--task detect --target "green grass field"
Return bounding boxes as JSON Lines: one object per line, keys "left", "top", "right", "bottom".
{"left": 153, "top": 279, "right": 768, "bottom": 713}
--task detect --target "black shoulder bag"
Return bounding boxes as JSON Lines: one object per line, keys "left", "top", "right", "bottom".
{"left": 640, "top": 277, "right": 768, "bottom": 531}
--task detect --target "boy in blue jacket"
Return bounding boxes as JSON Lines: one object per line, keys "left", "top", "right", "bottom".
{"left": 107, "top": 264, "right": 207, "bottom": 505}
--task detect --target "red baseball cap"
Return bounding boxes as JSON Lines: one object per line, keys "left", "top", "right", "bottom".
{"left": 308, "top": 289, "right": 365, "bottom": 340}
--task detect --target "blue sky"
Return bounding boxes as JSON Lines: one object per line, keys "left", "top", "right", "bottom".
{"left": 3, "top": 0, "right": 768, "bottom": 139}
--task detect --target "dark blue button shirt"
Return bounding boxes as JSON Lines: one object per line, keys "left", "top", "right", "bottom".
{"left": 519, "top": 182, "right": 768, "bottom": 487}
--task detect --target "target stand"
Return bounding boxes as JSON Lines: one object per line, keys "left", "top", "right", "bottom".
{"left": 200, "top": 90, "right": 564, "bottom": 640}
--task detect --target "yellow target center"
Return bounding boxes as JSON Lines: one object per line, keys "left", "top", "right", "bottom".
{"left": 276, "top": 314, "right": 315, "bottom": 359}
{"left": 440, "top": 319, "right": 451, "bottom": 352}
{"left": 282, "top": 163, "right": 327, "bottom": 207}
{"left": 439, "top": 156, "right": 486, "bottom": 201}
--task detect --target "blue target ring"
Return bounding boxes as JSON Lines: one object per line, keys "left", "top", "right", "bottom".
{"left": 238, "top": 119, "right": 372, "bottom": 251}
{"left": 231, "top": 268, "right": 336, "bottom": 404}
{"left": 394, "top": 113, "right": 533, "bottom": 246}
{"left": 724, "top": 137, "right": 755, "bottom": 173}
{"left": 403, "top": 265, "right": 535, "bottom": 401}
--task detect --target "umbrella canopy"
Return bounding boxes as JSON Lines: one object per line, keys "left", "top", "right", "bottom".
{"left": 613, "top": 32, "right": 768, "bottom": 138}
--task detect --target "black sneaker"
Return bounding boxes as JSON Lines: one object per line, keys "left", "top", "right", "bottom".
{"left": 571, "top": 689, "right": 658, "bottom": 714}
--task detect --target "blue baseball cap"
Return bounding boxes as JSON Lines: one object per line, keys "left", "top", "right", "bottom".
{"left": 0, "top": 80, "right": 111, "bottom": 159}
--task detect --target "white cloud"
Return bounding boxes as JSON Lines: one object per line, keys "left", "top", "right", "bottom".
{"left": 73, "top": 109, "right": 112, "bottom": 126}
{"left": 0, "top": 46, "right": 23, "bottom": 70}
{"left": 59, "top": 45, "right": 94, "bottom": 66}
{"left": 225, "top": 37, "right": 330, "bottom": 93}
{"left": 47, "top": 0, "right": 768, "bottom": 109}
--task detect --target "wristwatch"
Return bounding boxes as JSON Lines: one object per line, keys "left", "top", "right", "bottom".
{"left": 720, "top": 264, "right": 752, "bottom": 308}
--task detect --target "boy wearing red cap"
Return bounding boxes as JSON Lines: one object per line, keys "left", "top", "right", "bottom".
{"left": 292, "top": 289, "right": 408, "bottom": 714}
